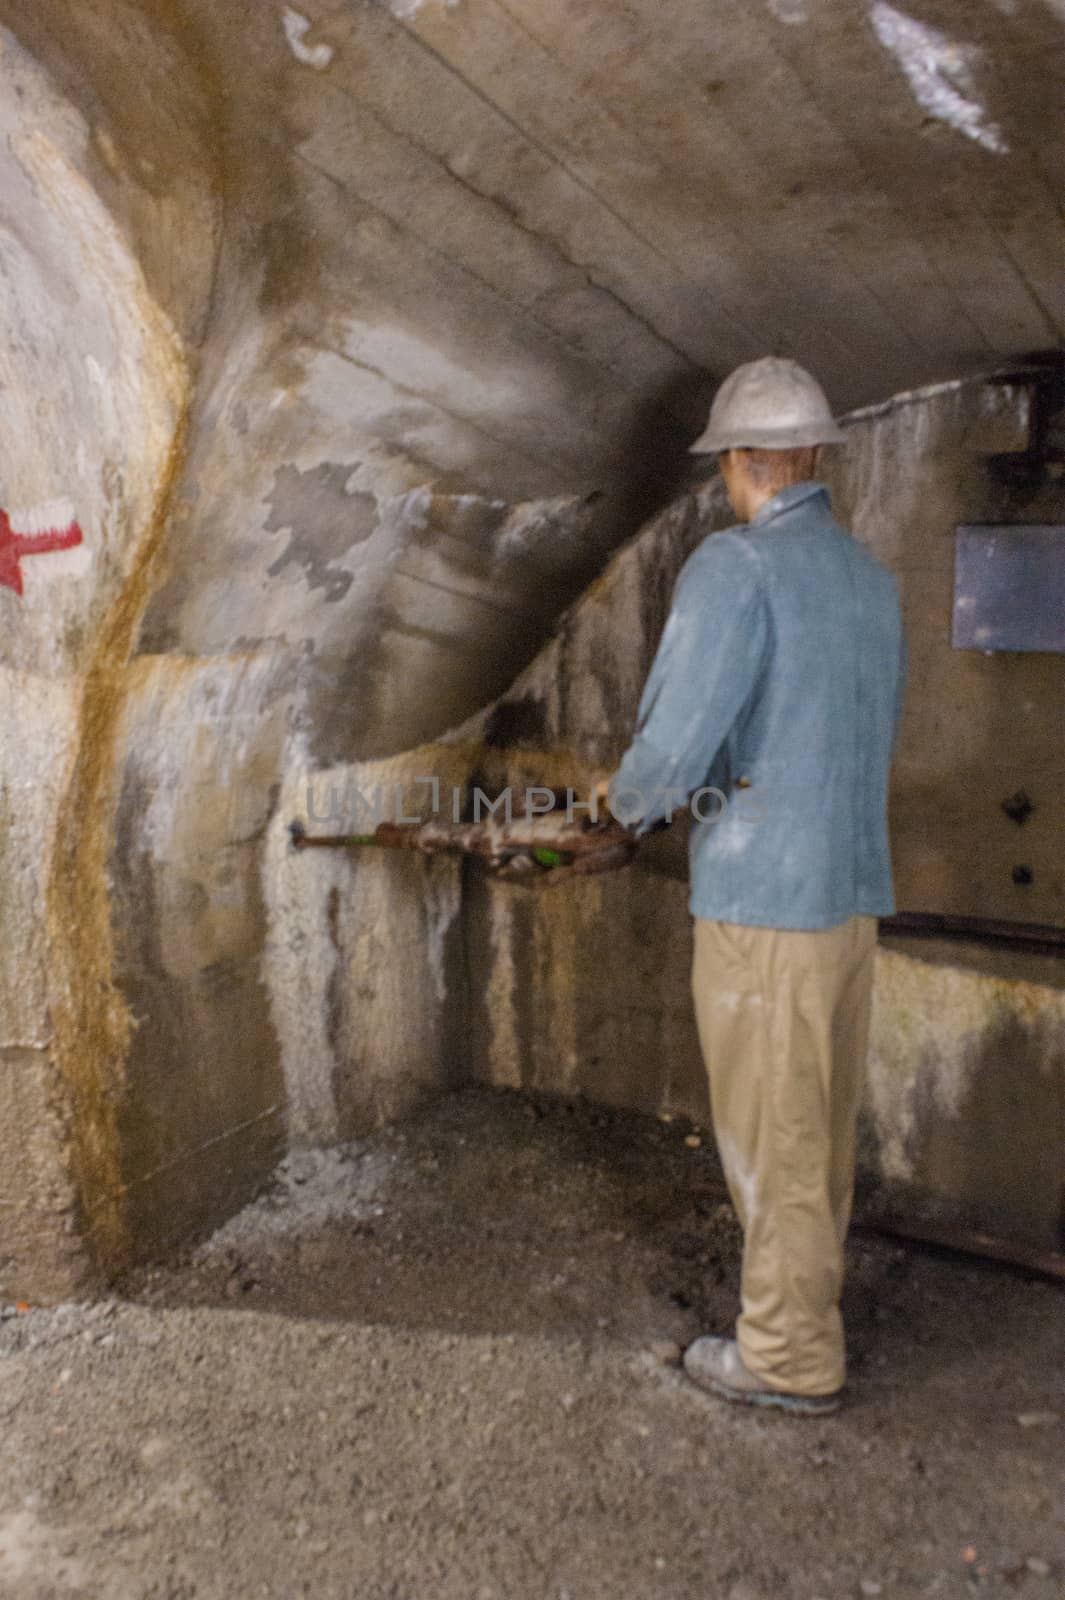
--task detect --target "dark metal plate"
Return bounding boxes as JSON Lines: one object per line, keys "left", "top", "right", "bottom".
{"left": 953, "top": 524, "right": 1065, "bottom": 653}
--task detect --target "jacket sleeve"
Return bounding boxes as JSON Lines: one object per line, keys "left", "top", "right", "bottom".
{"left": 892, "top": 628, "right": 908, "bottom": 753}
{"left": 608, "top": 534, "right": 769, "bottom": 835}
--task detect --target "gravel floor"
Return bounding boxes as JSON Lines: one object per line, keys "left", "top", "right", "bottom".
{"left": 1, "top": 1087, "right": 1061, "bottom": 1600}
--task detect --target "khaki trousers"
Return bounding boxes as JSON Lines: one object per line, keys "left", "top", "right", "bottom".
{"left": 691, "top": 915, "right": 878, "bottom": 1396}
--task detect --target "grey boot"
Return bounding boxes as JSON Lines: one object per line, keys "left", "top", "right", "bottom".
{"left": 683, "top": 1337, "right": 842, "bottom": 1417}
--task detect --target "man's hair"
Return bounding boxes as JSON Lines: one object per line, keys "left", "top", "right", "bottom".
{"left": 734, "top": 447, "right": 820, "bottom": 492}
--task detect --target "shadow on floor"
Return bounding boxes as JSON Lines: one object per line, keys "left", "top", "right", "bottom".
{"left": 120, "top": 1085, "right": 1061, "bottom": 1414}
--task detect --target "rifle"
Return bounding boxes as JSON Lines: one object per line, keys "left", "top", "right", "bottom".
{"left": 288, "top": 806, "right": 638, "bottom": 885}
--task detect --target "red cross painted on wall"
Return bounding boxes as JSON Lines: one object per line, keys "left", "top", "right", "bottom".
{"left": 0, "top": 506, "right": 84, "bottom": 596}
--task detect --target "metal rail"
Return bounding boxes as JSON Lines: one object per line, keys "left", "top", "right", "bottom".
{"left": 880, "top": 912, "right": 1065, "bottom": 957}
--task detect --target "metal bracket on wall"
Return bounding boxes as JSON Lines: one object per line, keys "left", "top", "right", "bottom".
{"left": 953, "top": 524, "right": 1065, "bottom": 654}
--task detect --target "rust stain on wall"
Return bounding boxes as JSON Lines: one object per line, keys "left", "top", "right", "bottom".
{"left": 45, "top": 411, "right": 189, "bottom": 1281}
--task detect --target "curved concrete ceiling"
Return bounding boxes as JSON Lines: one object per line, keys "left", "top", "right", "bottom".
{"left": 3, "top": 0, "right": 1061, "bottom": 759}
{"left": 10, "top": 1, "right": 1064, "bottom": 405}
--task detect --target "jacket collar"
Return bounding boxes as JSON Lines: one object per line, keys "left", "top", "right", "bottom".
{"left": 750, "top": 481, "right": 828, "bottom": 527}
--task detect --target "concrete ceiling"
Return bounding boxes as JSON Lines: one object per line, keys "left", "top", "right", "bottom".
{"left": 6, "top": 0, "right": 1064, "bottom": 457}
{"left": 2, "top": 0, "right": 1063, "bottom": 750}
{"left": 3, "top": 1, "right": 1060, "bottom": 698}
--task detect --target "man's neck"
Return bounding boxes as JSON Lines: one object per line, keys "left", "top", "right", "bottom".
{"left": 741, "top": 484, "right": 779, "bottom": 523}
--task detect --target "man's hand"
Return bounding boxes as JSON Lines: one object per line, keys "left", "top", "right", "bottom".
{"left": 592, "top": 778, "right": 612, "bottom": 819}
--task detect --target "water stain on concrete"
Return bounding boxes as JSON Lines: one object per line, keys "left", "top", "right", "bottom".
{"left": 265, "top": 461, "right": 376, "bottom": 601}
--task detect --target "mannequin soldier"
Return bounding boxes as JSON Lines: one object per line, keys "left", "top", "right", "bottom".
{"left": 602, "top": 357, "right": 906, "bottom": 1415}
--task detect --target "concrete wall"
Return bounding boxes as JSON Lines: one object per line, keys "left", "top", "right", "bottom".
{"left": 268, "top": 378, "right": 1063, "bottom": 1252}
{"left": 823, "top": 378, "right": 1065, "bottom": 926}
{"left": 0, "top": 28, "right": 194, "bottom": 1298}
{"left": 2, "top": 1, "right": 1064, "bottom": 1300}
{"left": 0, "top": 2, "right": 698, "bottom": 1298}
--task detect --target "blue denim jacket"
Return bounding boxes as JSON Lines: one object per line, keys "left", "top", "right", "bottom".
{"left": 609, "top": 483, "right": 906, "bottom": 930}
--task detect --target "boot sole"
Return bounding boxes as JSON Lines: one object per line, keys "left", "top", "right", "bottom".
{"left": 686, "top": 1367, "right": 842, "bottom": 1417}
